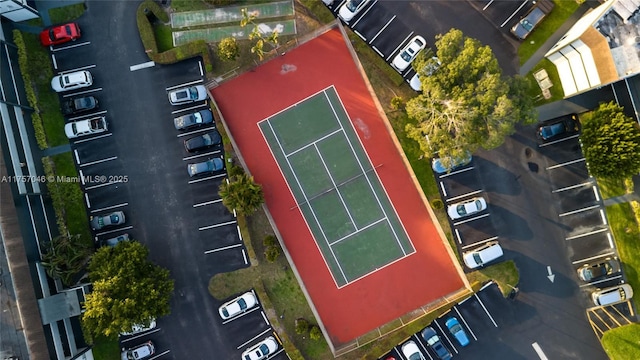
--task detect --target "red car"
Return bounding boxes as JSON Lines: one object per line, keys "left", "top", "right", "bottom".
{"left": 40, "top": 23, "right": 81, "bottom": 46}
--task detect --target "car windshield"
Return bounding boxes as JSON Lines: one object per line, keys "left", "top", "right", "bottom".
{"left": 401, "top": 50, "right": 413, "bottom": 62}
{"left": 426, "top": 334, "right": 438, "bottom": 346}
{"left": 521, "top": 19, "right": 534, "bottom": 31}
{"left": 60, "top": 76, "right": 67, "bottom": 87}
{"left": 175, "top": 90, "right": 188, "bottom": 100}
{"left": 65, "top": 25, "right": 72, "bottom": 35}
{"left": 619, "top": 288, "right": 627, "bottom": 300}
{"left": 193, "top": 113, "right": 203, "bottom": 123}
{"left": 472, "top": 253, "right": 482, "bottom": 265}
{"left": 110, "top": 214, "right": 120, "bottom": 223}
{"left": 71, "top": 123, "right": 77, "bottom": 134}
{"left": 189, "top": 87, "right": 198, "bottom": 100}
{"left": 346, "top": 0, "right": 363, "bottom": 12}
{"left": 451, "top": 323, "right": 462, "bottom": 333}
{"left": 456, "top": 204, "right": 467, "bottom": 216}
{"left": 221, "top": 308, "right": 229, "bottom": 317}
{"left": 48, "top": 29, "right": 56, "bottom": 40}
{"left": 475, "top": 199, "right": 482, "bottom": 209}
{"left": 408, "top": 354, "right": 422, "bottom": 360}
{"left": 543, "top": 122, "right": 566, "bottom": 138}
{"left": 238, "top": 298, "right": 247, "bottom": 310}
{"left": 258, "top": 343, "right": 270, "bottom": 355}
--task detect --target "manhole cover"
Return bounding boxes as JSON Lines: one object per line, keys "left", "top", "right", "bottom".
{"left": 528, "top": 162, "right": 539, "bottom": 173}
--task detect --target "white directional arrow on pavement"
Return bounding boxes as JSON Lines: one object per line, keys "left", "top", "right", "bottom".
{"left": 547, "top": 266, "right": 555, "bottom": 283}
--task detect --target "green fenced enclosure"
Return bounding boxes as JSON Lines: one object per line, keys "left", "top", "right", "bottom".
{"left": 170, "top": 0, "right": 294, "bottom": 28}
{"left": 259, "top": 86, "right": 414, "bottom": 287}
{"left": 172, "top": 20, "right": 297, "bottom": 46}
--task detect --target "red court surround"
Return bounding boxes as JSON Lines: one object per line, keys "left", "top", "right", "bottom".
{"left": 211, "top": 27, "right": 465, "bottom": 347}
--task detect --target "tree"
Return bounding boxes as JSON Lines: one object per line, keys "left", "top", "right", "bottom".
{"left": 81, "top": 241, "right": 174, "bottom": 342}
{"left": 240, "top": 8, "right": 279, "bottom": 60}
{"left": 405, "top": 29, "right": 536, "bottom": 164}
{"left": 219, "top": 171, "right": 264, "bottom": 216}
{"left": 218, "top": 37, "right": 240, "bottom": 61}
{"left": 41, "top": 234, "right": 92, "bottom": 286}
{"left": 581, "top": 101, "right": 640, "bottom": 178}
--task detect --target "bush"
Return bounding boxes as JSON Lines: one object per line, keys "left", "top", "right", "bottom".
{"left": 263, "top": 235, "right": 277, "bottom": 247}
{"left": 431, "top": 199, "right": 444, "bottom": 209}
{"left": 295, "top": 318, "right": 309, "bottom": 334}
{"left": 228, "top": 163, "right": 245, "bottom": 178}
{"left": 264, "top": 245, "right": 280, "bottom": 263}
{"left": 205, "top": 0, "right": 235, "bottom": 6}
{"left": 625, "top": 178, "right": 635, "bottom": 194}
{"left": 309, "top": 325, "right": 322, "bottom": 340}
{"left": 218, "top": 37, "right": 240, "bottom": 61}
{"left": 390, "top": 96, "right": 404, "bottom": 111}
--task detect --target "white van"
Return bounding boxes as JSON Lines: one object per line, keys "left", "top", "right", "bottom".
{"left": 591, "top": 284, "right": 633, "bottom": 306}
{"left": 463, "top": 241, "right": 503, "bottom": 269}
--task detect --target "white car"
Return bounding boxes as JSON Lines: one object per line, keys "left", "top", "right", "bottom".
{"left": 219, "top": 291, "right": 257, "bottom": 320}
{"left": 64, "top": 116, "right": 108, "bottom": 139}
{"left": 592, "top": 284, "right": 634, "bottom": 306}
{"left": 338, "top": 0, "right": 371, "bottom": 22}
{"left": 463, "top": 241, "right": 504, "bottom": 269}
{"left": 409, "top": 57, "right": 441, "bottom": 91}
{"left": 51, "top": 70, "right": 93, "bottom": 92}
{"left": 401, "top": 340, "right": 426, "bottom": 360}
{"left": 121, "top": 341, "right": 154, "bottom": 360}
{"left": 120, "top": 318, "right": 157, "bottom": 336}
{"left": 447, "top": 196, "right": 487, "bottom": 220}
{"left": 168, "top": 85, "right": 208, "bottom": 105}
{"left": 241, "top": 336, "right": 278, "bottom": 360}
{"left": 392, "top": 35, "right": 427, "bottom": 71}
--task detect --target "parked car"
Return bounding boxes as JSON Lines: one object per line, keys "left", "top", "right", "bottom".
{"left": 51, "top": 70, "right": 93, "bottom": 92}
{"left": 537, "top": 113, "right": 579, "bottom": 141}
{"left": 174, "top": 109, "right": 214, "bottom": 130}
{"left": 241, "top": 336, "right": 278, "bottom": 360}
{"left": 338, "top": 0, "right": 371, "bottom": 22}
{"left": 432, "top": 151, "right": 472, "bottom": 174}
{"left": 447, "top": 197, "right": 487, "bottom": 220}
{"left": 62, "top": 95, "right": 98, "bottom": 115}
{"left": 184, "top": 130, "right": 222, "bottom": 152}
{"left": 409, "top": 57, "right": 441, "bottom": 91}
{"left": 463, "top": 241, "right": 504, "bottom": 269}
{"left": 421, "top": 327, "right": 452, "bottom": 360}
{"left": 400, "top": 340, "right": 425, "bottom": 360}
{"left": 168, "top": 85, "right": 207, "bottom": 105}
{"left": 120, "top": 318, "right": 157, "bottom": 336}
{"left": 121, "top": 341, "right": 154, "bottom": 360}
{"left": 101, "top": 233, "right": 130, "bottom": 247}
{"left": 392, "top": 35, "right": 426, "bottom": 71}
{"left": 64, "top": 116, "right": 107, "bottom": 139}
{"left": 510, "top": 3, "right": 553, "bottom": 40}
{"left": 40, "top": 22, "right": 81, "bottom": 46}
{"left": 218, "top": 291, "right": 257, "bottom": 320}
{"left": 91, "top": 211, "right": 125, "bottom": 230}
{"left": 445, "top": 317, "right": 470, "bottom": 347}
{"left": 578, "top": 258, "right": 620, "bottom": 282}
{"left": 187, "top": 158, "right": 224, "bottom": 177}
{"left": 592, "top": 284, "right": 633, "bottom": 306}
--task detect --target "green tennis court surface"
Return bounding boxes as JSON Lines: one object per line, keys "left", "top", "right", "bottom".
{"left": 170, "top": 0, "right": 294, "bottom": 28}
{"left": 259, "top": 86, "right": 415, "bottom": 287}
{"left": 172, "top": 20, "right": 296, "bottom": 46}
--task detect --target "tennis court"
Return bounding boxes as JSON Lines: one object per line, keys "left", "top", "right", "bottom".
{"left": 259, "top": 86, "right": 415, "bottom": 287}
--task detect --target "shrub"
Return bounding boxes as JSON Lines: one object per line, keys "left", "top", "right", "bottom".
{"left": 625, "top": 178, "right": 635, "bottom": 194}
{"left": 264, "top": 245, "right": 280, "bottom": 263}
{"left": 228, "top": 163, "right": 245, "bottom": 178}
{"left": 431, "top": 199, "right": 444, "bottom": 210}
{"left": 390, "top": 96, "right": 404, "bottom": 111}
{"left": 205, "top": 0, "right": 235, "bottom": 6}
{"left": 263, "top": 235, "right": 277, "bottom": 247}
{"left": 295, "top": 318, "right": 309, "bottom": 334}
{"left": 309, "top": 325, "right": 322, "bottom": 340}
{"left": 218, "top": 37, "right": 240, "bottom": 61}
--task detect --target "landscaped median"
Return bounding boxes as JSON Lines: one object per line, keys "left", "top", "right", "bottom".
{"left": 601, "top": 323, "right": 640, "bottom": 359}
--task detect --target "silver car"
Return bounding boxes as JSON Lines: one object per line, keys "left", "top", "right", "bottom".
{"left": 187, "top": 158, "right": 224, "bottom": 177}
{"left": 168, "top": 85, "right": 207, "bottom": 105}
{"left": 91, "top": 211, "right": 125, "bottom": 230}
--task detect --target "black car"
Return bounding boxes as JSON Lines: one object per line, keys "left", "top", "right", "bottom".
{"left": 537, "top": 113, "right": 580, "bottom": 141}
{"left": 184, "top": 130, "right": 222, "bottom": 152}
{"left": 421, "top": 326, "right": 452, "bottom": 360}
{"left": 578, "top": 258, "right": 621, "bottom": 282}
{"left": 62, "top": 95, "right": 98, "bottom": 115}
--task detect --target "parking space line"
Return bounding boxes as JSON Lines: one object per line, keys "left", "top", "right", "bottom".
{"left": 461, "top": 236, "right": 498, "bottom": 250}
{"left": 170, "top": 102, "right": 208, "bottom": 115}
{"left": 434, "top": 320, "right": 457, "bottom": 354}
{"left": 84, "top": 193, "right": 90, "bottom": 209}
{"left": 188, "top": 173, "right": 226, "bottom": 184}
{"left": 236, "top": 327, "right": 272, "bottom": 350}
{"left": 500, "top": 0, "right": 528, "bottom": 27}
{"left": 559, "top": 204, "right": 600, "bottom": 217}
{"left": 80, "top": 156, "right": 117, "bottom": 167}
{"left": 51, "top": 54, "right": 58, "bottom": 70}
{"left": 455, "top": 228, "right": 462, "bottom": 244}
{"left": 601, "top": 209, "right": 608, "bottom": 225}
{"left": 572, "top": 252, "right": 616, "bottom": 264}
{"left": 566, "top": 228, "right": 608, "bottom": 241}
{"left": 453, "top": 213, "right": 489, "bottom": 226}
{"left": 52, "top": 41, "right": 91, "bottom": 52}
{"left": 193, "top": 199, "right": 222, "bottom": 207}
{"left": 183, "top": 150, "right": 222, "bottom": 161}
{"left": 454, "top": 307, "right": 477, "bottom": 341}
{"left": 242, "top": 248, "right": 248, "bottom": 264}
{"left": 85, "top": 180, "right": 121, "bottom": 190}
{"left": 96, "top": 225, "right": 132, "bottom": 237}
{"left": 552, "top": 181, "right": 593, "bottom": 193}
{"left": 199, "top": 60, "right": 204, "bottom": 77}
{"left": 439, "top": 181, "right": 447, "bottom": 197}
{"left": 199, "top": 220, "right": 237, "bottom": 231}
{"left": 236, "top": 225, "right": 243, "bottom": 241}
{"left": 67, "top": 110, "right": 108, "bottom": 122}
{"left": 546, "top": 157, "right": 585, "bottom": 170}
{"left": 177, "top": 126, "right": 217, "bottom": 138}
{"left": 532, "top": 342, "right": 549, "bottom": 360}
{"left": 351, "top": 0, "right": 377, "bottom": 27}
{"left": 166, "top": 79, "right": 204, "bottom": 91}
{"left": 150, "top": 349, "right": 170, "bottom": 359}
{"left": 446, "top": 189, "right": 483, "bottom": 203}
{"left": 482, "top": 0, "right": 495, "bottom": 10}
{"left": 222, "top": 306, "right": 260, "bottom": 325}
{"left": 579, "top": 275, "right": 622, "bottom": 288}
{"left": 474, "top": 293, "right": 498, "bottom": 327}
{"left": 62, "top": 87, "right": 103, "bottom": 98}
{"left": 438, "top": 166, "right": 474, "bottom": 178}
{"left": 538, "top": 134, "right": 580, "bottom": 147}
{"left": 261, "top": 310, "right": 269, "bottom": 325}
{"left": 370, "top": 15, "right": 396, "bottom": 44}
{"left": 204, "top": 243, "right": 242, "bottom": 254}
{"left": 121, "top": 328, "right": 161, "bottom": 343}
{"left": 353, "top": 30, "right": 367, "bottom": 41}
{"left": 58, "top": 64, "right": 96, "bottom": 75}
{"left": 610, "top": 302, "right": 634, "bottom": 324}
{"left": 370, "top": 45, "right": 385, "bottom": 57}
{"left": 74, "top": 149, "right": 80, "bottom": 164}
{"left": 413, "top": 334, "right": 434, "bottom": 360}
{"left": 607, "top": 231, "right": 615, "bottom": 248}
{"left": 129, "top": 61, "right": 155, "bottom": 71}
{"left": 90, "top": 202, "right": 128, "bottom": 214}
{"left": 593, "top": 186, "right": 600, "bottom": 202}
{"left": 386, "top": 32, "right": 414, "bottom": 61}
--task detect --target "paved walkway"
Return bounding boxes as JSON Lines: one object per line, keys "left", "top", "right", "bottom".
{"left": 42, "top": 143, "right": 71, "bottom": 157}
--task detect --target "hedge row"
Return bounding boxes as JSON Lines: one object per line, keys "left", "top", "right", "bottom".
{"left": 42, "top": 157, "right": 68, "bottom": 235}
{"left": 13, "top": 30, "right": 48, "bottom": 149}
{"left": 136, "top": 1, "right": 213, "bottom": 72}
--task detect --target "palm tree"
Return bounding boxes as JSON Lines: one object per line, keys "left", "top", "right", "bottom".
{"left": 219, "top": 172, "right": 264, "bottom": 216}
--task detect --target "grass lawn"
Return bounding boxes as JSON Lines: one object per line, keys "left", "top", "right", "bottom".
{"left": 517, "top": 1, "right": 582, "bottom": 65}
{"left": 92, "top": 336, "right": 120, "bottom": 360}
{"left": 601, "top": 323, "right": 640, "bottom": 360}
{"left": 466, "top": 260, "right": 519, "bottom": 297}
{"left": 597, "top": 176, "right": 627, "bottom": 199}
{"left": 170, "top": 0, "right": 277, "bottom": 13}
{"left": 525, "top": 58, "right": 564, "bottom": 104}
{"left": 49, "top": 3, "right": 86, "bottom": 24}
{"left": 605, "top": 203, "right": 640, "bottom": 311}
{"left": 154, "top": 23, "right": 174, "bottom": 52}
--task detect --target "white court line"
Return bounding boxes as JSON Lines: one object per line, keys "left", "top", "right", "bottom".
{"left": 90, "top": 202, "right": 128, "bottom": 214}
{"left": 532, "top": 342, "right": 549, "bottom": 360}
{"left": 166, "top": 78, "right": 203, "bottom": 91}
{"left": 188, "top": 173, "right": 226, "bottom": 184}
{"left": 500, "top": 0, "right": 528, "bottom": 27}
{"left": 39, "top": 195, "right": 52, "bottom": 241}
{"left": 236, "top": 328, "right": 272, "bottom": 350}
{"left": 204, "top": 243, "right": 242, "bottom": 254}
{"left": 52, "top": 41, "right": 91, "bottom": 52}
{"left": 199, "top": 220, "right": 237, "bottom": 231}
{"left": 546, "top": 157, "right": 586, "bottom": 170}
{"left": 183, "top": 150, "right": 221, "bottom": 161}
{"left": 579, "top": 275, "right": 622, "bottom": 288}
{"left": 130, "top": 61, "right": 155, "bottom": 71}
{"left": 552, "top": 181, "right": 593, "bottom": 193}
{"left": 58, "top": 64, "right": 96, "bottom": 74}
{"left": 453, "top": 213, "right": 489, "bottom": 226}
{"left": 351, "top": 0, "right": 377, "bottom": 27}
{"left": 454, "top": 307, "right": 477, "bottom": 340}
{"left": 120, "top": 328, "right": 161, "bottom": 343}
{"left": 370, "top": 15, "right": 396, "bottom": 44}
{"left": 67, "top": 110, "right": 108, "bottom": 122}
{"left": 171, "top": 102, "right": 208, "bottom": 115}
{"left": 566, "top": 228, "right": 608, "bottom": 240}
{"left": 438, "top": 166, "right": 474, "bottom": 178}
{"left": 193, "top": 199, "right": 222, "bottom": 207}
{"left": 386, "top": 31, "right": 414, "bottom": 61}
{"left": 328, "top": 218, "right": 386, "bottom": 246}
{"left": 558, "top": 204, "right": 600, "bottom": 217}
{"left": 177, "top": 126, "right": 216, "bottom": 138}
{"left": 539, "top": 134, "right": 580, "bottom": 147}
{"left": 446, "top": 189, "right": 483, "bottom": 203}
{"left": 80, "top": 156, "right": 117, "bottom": 167}
{"left": 572, "top": 252, "right": 616, "bottom": 264}
{"left": 96, "top": 225, "right": 132, "bottom": 237}
{"left": 285, "top": 129, "right": 342, "bottom": 157}
{"left": 62, "top": 87, "right": 102, "bottom": 98}
{"left": 461, "top": 236, "right": 498, "bottom": 250}
{"left": 474, "top": 293, "right": 498, "bottom": 327}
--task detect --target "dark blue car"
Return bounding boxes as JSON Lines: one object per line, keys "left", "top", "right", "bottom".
{"left": 421, "top": 327, "right": 452, "bottom": 360}
{"left": 537, "top": 113, "right": 579, "bottom": 141}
